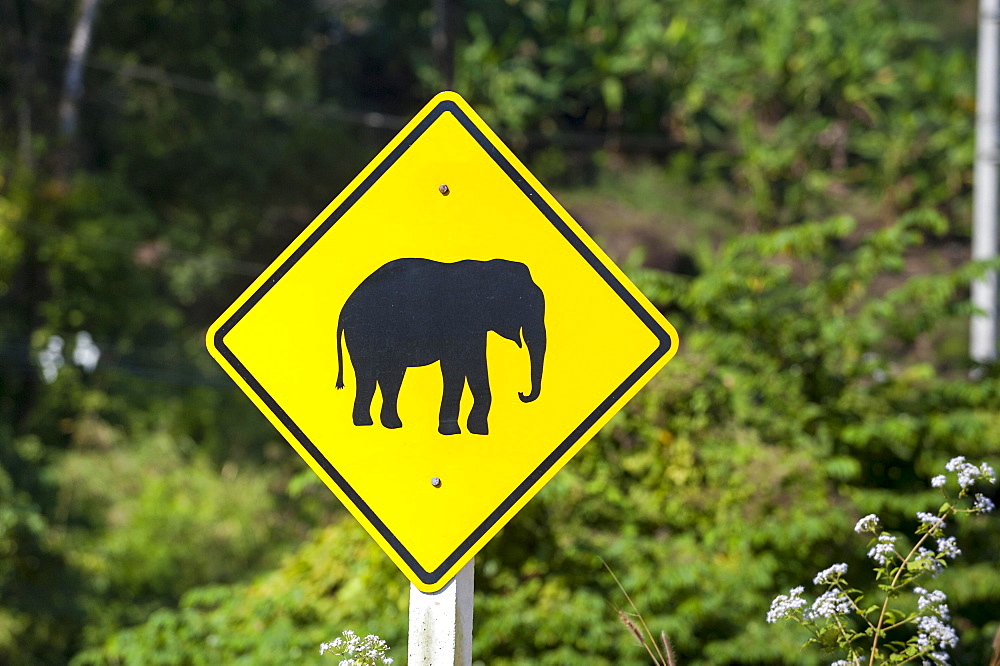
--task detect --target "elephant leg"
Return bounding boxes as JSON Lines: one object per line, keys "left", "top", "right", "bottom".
{"left": 466, "top": 346, "right": 491, "bottom": 436}
{"left": 377, "top": 368, "right": 405, "bottom": 429}
{"left": 438, "top": 358, "right": 464, "bottom": 436}
{"left": 352, "top": 366, "right": 377, "bottom": 427}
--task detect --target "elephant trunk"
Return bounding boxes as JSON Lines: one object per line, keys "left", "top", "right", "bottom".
{"left": 518, "top": 321, "right": 545, "bottom": 403}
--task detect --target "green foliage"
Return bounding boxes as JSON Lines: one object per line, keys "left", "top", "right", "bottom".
{"left": 457, "top": 0, "right": 973, "bottom": 224}
{"left": 0, "top": 28, "right": 330, "bottom": 656}
{"left": 55, "top": 429, "right": 282, "bottom": 641}
{"left": 0, "top": 430, "right": 85, "bottom": 665}
{"left": 616, "top": 217, "right": 1000, "bottom": 663}
{"left": 72, "top": 522, "right": 408, "bottom": 666}
{"left": 0, "top": 0, "right": 995, "bottom": 663}
{"left": 74, "top": 218, "right": 1000, "bottom": 664}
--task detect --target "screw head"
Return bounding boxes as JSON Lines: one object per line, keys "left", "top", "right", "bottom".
{"left": 438, "top": 184, "right": 450, "bottom": 196}
{"left": 431, "top": 476, "right": 442, "bottom": 488}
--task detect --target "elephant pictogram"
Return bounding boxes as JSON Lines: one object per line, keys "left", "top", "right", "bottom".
{"left": 336, "top": 258, "right": 546, "bottom": 435}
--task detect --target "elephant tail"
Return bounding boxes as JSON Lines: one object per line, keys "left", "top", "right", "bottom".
{"left": 335, "top": 319, "right": 346, "bottom": 390}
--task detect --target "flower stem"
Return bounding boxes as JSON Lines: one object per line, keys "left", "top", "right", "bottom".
{"left": 867, "top": 516, "right": 945, "bottom": 666}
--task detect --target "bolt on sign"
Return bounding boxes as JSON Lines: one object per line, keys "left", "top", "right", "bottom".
{"left": 206, "top": 92, "right": 679, "bottom": 592}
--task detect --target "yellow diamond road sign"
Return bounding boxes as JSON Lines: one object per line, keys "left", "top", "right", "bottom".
{"left": 207, "top": 92, "right": 678, "bottom": 592}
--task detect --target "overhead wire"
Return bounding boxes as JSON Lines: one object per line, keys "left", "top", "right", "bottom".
{"left": 27, "top": 41, "right": 410, "bottom": 130}
{"left": 0, "top": 336, "right": 234, "bottom": 388}
{"left": 26, "top": 41, "right": 678, "bottom": 150}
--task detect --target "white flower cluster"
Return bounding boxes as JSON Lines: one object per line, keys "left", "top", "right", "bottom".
{"left": 944, "top": 456, "right": 996, "bottom": 489}
{"left": 36, "top": 331, "right": 102, "bottom": 383}
{"left": 854, "top": 514, "right": 880, "bottom": 534}
{"left": 765, "top": 457, "right": 996, "bottom": 663}
{"left": 767, "top": 586, "right": 806, "bottom": 623}
{"left": 912, "top": 547, "right": 943, "bottom": 576}
{"left": 867, "top": 533, "right": 897, "bottom": 565}
{"left": 973, "top": 494, "right": 995, "bottom": 514}
{"left": 915, "top": 615, "right": 958, "bottom": 651}
{"left": 813, "top": 563, "right": 848, "bottom": 585}
{"left": 916, "top": 512, "right": 944, "bottom": 529}
{"left": 804, "top": 590, "right": 853, "bottom": 620}
{"left": 935, "top": 536, "right": 961, "bottom": 560}
{"left": 914, "top": 587, "right": 950, "bottom": 619}
{"left": 320, "top": 630, "right": 394, "bottom": 665}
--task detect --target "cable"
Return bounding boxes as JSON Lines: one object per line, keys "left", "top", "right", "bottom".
{"left": 26, "top": 42, "right": 678, "bottom": 151}
{"left": 0, "top": 338, "right": 236, "bottom": 389}
{"left": 27, "top": 41, "right": 411, "bottom": 130}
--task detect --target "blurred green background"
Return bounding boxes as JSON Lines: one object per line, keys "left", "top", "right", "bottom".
{"left": 1, "top": 0, "right": 998, "bottom": 663}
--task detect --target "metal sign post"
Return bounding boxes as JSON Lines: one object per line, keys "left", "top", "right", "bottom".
{"left": 408, "top": 560, "right": 474, "bottom": 665}
{"left": 972, "top": 0, "right": 1000, "bottom": 363}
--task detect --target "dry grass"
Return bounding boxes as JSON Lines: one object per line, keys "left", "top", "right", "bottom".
{"left": 605, "top": 560, "right": 677, "bottom": 666}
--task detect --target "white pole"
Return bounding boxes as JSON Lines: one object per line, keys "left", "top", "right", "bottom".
{"left": 407, "top": 560, "right": 474, "bottom": 666}
{"left": 972, "top": 0, "right": 1000, "bottom": 363}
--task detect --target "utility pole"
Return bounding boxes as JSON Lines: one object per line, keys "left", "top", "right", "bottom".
{"left": 972, "top": 0, "right": 1000, "bottom": 363}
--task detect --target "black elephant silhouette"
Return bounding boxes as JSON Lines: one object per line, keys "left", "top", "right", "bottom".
{"left": 335, "top": 258, "right": 546, "bottom": 435}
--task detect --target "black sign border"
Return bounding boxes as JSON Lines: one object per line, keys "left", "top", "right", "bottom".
{"left": 212, "top": 99, "right": 674, "bottom": 586}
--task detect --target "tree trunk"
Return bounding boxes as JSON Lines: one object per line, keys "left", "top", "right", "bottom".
{"left": 432, "top": 0, "right": 460, "bottom": 90}
{"left": 2, "top": 0, "right": 39, "bottom": 168}
{"left": 58, "top": 0, "right": 100, "bottom": 149}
